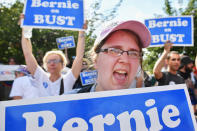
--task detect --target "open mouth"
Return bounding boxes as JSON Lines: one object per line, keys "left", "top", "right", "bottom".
{"left": 113, "top": 70, "right": 128, "bottom": 83}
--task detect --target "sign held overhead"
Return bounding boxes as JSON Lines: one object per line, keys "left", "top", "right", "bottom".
{"left": 22, "top": 0, "right": 85, "bottom": 31}
{"left": 145, "top": 16, "right": 193, "bottom": 47}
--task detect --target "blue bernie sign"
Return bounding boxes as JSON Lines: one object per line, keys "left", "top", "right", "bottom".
{"left": 56, "top": 36, "right": 75, "bottom": 49}
{"left": 22, "top": 0, "right": 84, "bottom": 31}
{"left": 0, "top": 84, "right": 196, "bottom": 131}
{"left": 145, "top": 16, "right": 193, "bottom": 47}
{"left": 80, "top": 70, "right": 97, "bottom": 86}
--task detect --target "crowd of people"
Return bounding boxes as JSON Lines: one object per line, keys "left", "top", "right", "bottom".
{"left": 153, "top": 41, "right": 197, "bottom": 114}
{"left": 1, "top": 14, "right": 197, "bottom": 116}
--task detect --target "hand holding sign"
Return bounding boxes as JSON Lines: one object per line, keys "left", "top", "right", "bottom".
{"left": 83, "top": 20, "right": 88, "bottom": 30}
{"left": 18, "top": 14, "right": 24, "bottom": 25}
{"left": 22, "top": 0, "right": 84, "bottom": 30}
{"left": 19, "top": 14, "right": 33, "bottom": 38}
{"left": 145, "top": 16, "right": 193, "bottom": 47}
{"left": 78, "top": 20, "right": 88, "bottom": 38}
{"left": 56, "top": 36, "right": 75, "bottom": 49}
{"left": 164, "top": 40, "right": 173, "bottom": 53}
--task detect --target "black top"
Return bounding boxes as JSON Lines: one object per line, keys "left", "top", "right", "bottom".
{"left": 157, "top": 72, "right": 185, "bottom": 86}
{"left": 177, "top": 70, "right": 191, "bottom": 80}
{"left": 77, "top": 86, "right": 92, "bottom": 93}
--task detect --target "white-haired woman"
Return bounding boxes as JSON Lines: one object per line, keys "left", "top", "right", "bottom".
{"left": 20, "top": 14, "right": 87, "bottom": 97}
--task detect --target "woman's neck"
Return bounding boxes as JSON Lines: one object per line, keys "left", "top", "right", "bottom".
{"left": 49, "top": 74, "right": 61, "bottom": 82}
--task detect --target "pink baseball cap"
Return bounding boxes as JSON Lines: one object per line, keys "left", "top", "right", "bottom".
{"left": 94, "top": 20, "right": 151, "bottom": 49}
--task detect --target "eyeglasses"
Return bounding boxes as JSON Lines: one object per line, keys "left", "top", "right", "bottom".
{"left": 47, "top": 59, "right": 62, "bottom": 64}
{"left": 97, "top": 47, "right": 141, "bottom": 59}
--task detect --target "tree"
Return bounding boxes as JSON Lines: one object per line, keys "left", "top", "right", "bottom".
{"left": 0, "top": 1, "right": 80, "bottom": 65}
{"left": 143, "top": 0, "right": 197, "bottom": 73}
{"left": 0, "top": 1, "right": 23, "bottom": 64}
{"left": 0, "top": 0, "right": 123, "bottom": 65}
{"left": 164, "top": 0, "right": 175, "bottom": 15}
{"left": 84, "top": 0, "right": 123, "bottom": 52}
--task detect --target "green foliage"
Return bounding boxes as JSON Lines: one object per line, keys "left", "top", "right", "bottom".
{"left": 0, "top": 1, "right": 23, "bottom": 64}
{"left": 143, "top": 0, "right": 197, "bottom": 74}
{"left": 0, "top": 0, "right": 123, "bottom": 65}
{"left": 85, "top": 0, "right": 123, "bottom": 51}
{"left": 0, "top": 1, "right": 80, "bottom": 65}
{"left": 87, "top": 0, "right": 123, "bottom": 32}
{"left": 164, "top": 0, "right": 174, "bottom": 15}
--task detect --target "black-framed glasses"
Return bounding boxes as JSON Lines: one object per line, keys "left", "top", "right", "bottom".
{"left": 47, "top": 59, "right": 62, "bottom": 64}
{"left": 97, "top": 47, "right": 141, "bottom": 59}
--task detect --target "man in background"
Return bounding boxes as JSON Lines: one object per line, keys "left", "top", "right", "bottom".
{"left": 153, "top": 41, "right": 185, "bottom": 85}
{"left": 178, "top": 55, "right": 196, "bottom": 114}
